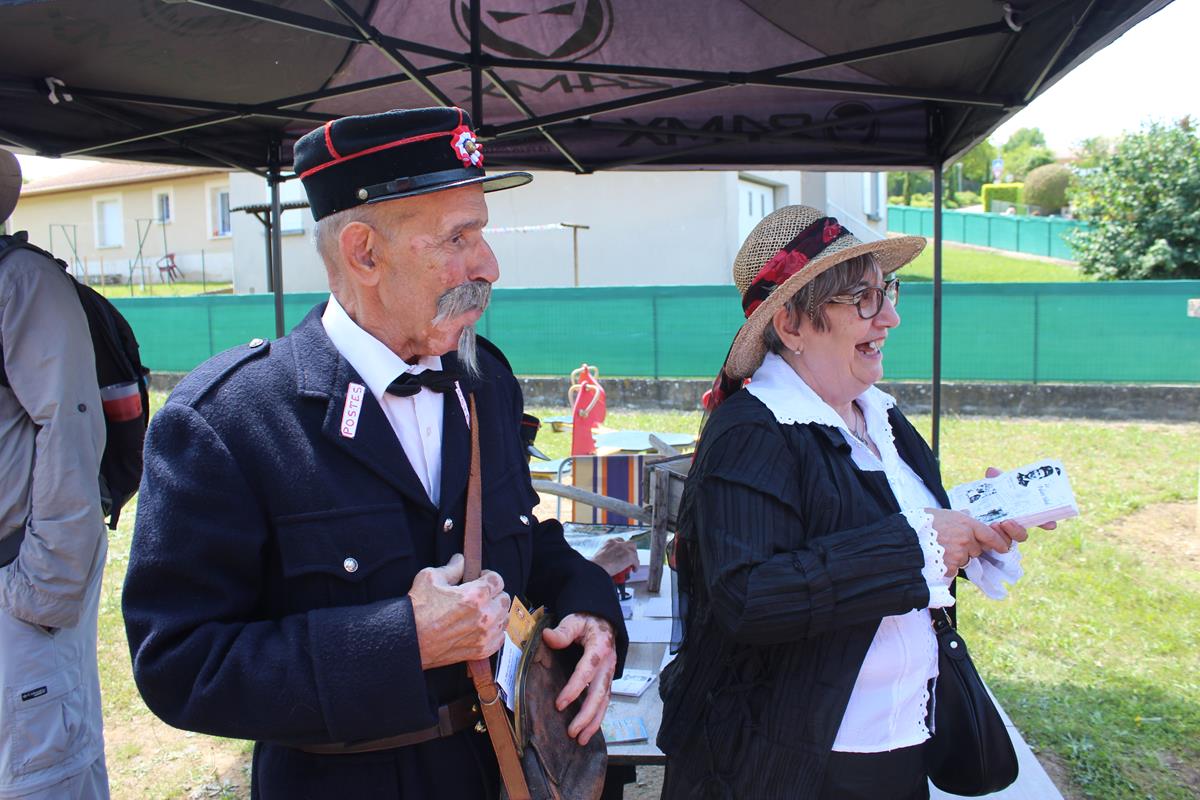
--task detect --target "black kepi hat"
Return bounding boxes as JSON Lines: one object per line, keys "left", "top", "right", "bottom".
{"left": 294, "top": 107, "right": 531, "bottom": 221}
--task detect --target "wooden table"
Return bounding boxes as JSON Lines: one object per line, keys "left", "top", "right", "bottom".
{"left": 605, "top": 554, "right": 672, "bottom": 765}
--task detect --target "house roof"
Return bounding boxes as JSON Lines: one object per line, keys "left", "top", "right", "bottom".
{"left": 20, "top": 162, "right": 226, "bottom": 196}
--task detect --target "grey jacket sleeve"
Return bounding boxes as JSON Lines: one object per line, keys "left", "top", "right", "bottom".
{"left": 0, "top": 249, "right": 106, "bottom": 629}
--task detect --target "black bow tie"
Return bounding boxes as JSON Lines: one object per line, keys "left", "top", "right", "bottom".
{"left": 386, "top": 368, "right": 462, "bottom": 398}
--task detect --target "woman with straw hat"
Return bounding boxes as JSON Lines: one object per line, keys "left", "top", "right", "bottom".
{"left": 657, "top": 206, "right": 1047, "bottom": 799}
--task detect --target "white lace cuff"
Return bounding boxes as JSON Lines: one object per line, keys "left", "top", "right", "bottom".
{"left": 902, "top": 508, "right": 954, "bottom": 608}
{"left": 964, "top": 544, "right": 1024, "bottom": 600}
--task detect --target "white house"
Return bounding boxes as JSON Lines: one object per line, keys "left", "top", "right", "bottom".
{"left": 229, "top": 169, "right": 890, "bottom": 294}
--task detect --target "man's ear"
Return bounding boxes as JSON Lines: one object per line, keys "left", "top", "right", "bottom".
{"left": 338, "top": 221, "right": 382, "bottom": 286}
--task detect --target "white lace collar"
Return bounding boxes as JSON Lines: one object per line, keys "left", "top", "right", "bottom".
{"left": 746, "top": 351, "right": 896, "bottom": 435}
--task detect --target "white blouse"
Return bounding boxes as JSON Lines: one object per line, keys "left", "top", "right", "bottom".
{"left": 746, "top": 353, "right": 1021, "bottom": 753}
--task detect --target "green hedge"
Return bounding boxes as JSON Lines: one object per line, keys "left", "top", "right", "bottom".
{"left": 981, "top": 182, "right": 1023, "bottom": 212}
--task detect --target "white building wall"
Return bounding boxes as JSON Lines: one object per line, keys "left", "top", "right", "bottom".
{"left": 228, "top": 169, "right": 879, "bottom": 293}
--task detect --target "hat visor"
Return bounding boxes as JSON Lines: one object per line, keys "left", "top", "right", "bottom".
{"left": 365, "top": 170, "right": 532, "bottom": 205}
{"left": 724, "top": 234, "right": 926, "bottom": 380}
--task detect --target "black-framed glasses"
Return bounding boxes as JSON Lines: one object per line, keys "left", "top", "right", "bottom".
{"left": 826, "top": 278, "right": 900, "bottom": 319}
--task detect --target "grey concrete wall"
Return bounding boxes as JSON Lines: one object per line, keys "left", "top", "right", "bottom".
{"left": 147, "top": 371, "right": 1199, "bottom": 422}
{"left": 515, "top": 378, "right": 1200, "bottom": 423}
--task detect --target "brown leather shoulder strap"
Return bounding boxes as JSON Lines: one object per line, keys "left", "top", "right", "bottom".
{"left": 464, "top": 394, "right": 531, "bottom": 800}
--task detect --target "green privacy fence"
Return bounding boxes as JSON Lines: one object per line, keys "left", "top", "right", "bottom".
{"left": 887, "top": 205, "right": 1086, "bottom": 261}
{"left": 114, "top": 281, "right": 1200, "bottom": 384}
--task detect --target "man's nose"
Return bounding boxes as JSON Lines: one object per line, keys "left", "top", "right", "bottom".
{"left": 471, "top": 238, "right": 500, "bottom": 284}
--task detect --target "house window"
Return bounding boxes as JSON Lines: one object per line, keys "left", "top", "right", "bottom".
{"left": 271, "top": 178, "right": 307, "bottom": 235}
{"left": 210, "top": 186, "right": 231, "bottom": 237}
{"left": 154, "top": 190, "right": 173, "bottom": 223}
{"left": 738, "top": 178, "right": 776, "bottom": 244}
{"left": 95, "top": 196, "right": 123, "bottom": 248}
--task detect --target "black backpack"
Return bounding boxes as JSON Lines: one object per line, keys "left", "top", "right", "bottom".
{"left": 0, "top": 232, "right": 150, "bottom": 529}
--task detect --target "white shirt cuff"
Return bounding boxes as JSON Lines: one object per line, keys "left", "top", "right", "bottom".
{"left": 964, "top": 544, "right": 1024, "bottom": 600}
{"left": 902, "top": 508, "right": 954, "bottom": 609}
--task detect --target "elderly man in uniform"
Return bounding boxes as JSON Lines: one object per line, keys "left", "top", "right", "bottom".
{"left": 122, "top": 107, "right": 627, "bottom": 799}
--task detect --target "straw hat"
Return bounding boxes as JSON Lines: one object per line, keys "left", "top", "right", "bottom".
{"left": 0, "top": 149, "right": 20, "bottom": 223}
{"left": 723, "top": 205, "right": 926, "bottom": 380}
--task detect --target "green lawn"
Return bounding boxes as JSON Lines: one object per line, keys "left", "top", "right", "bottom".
{"left": 93, "top": 281, "right": 233, "bottom": 299}
{"left": 901, "top": 242, "right": 1092, "bottom": 282}
{"left": 528, "top": 406, "right": 1200, "bottom": 800}
{"left": 97, "top": 397, "right": 1198, "bottom": 799}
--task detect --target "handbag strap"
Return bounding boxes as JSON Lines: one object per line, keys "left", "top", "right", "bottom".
{"left": 463, "top": 394, "right": 532, "bottom": 800}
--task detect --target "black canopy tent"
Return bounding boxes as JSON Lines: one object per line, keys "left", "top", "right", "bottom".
{"left": 0, "top": 0, "right": 1173, "bottom": 454}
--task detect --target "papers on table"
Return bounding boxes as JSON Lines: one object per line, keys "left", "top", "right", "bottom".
{"left": 602, "top": 715, "right": 650, "bottom": 744}
{"left": 640, "top": 595, "right": 673, "bottom": 618}
{"left": 626, "top": 618, "right": 672, "bottom": 643}
{"left": 610, "top": 669, "right": 656, "bottom": 698}
{"left": 949, "top": 458, "right": 1079, "bottom": 528}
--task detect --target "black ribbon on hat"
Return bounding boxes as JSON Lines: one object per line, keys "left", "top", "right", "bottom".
{"left": 386, "top": 368, "right": 462, "bottom": 397}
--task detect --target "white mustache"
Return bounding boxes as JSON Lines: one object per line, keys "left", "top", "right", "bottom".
{"left": 434, "top": 281, "right": 491, "bottom": 379}
{"left": 434, "top": 280, "right": 491, "bottom": 323}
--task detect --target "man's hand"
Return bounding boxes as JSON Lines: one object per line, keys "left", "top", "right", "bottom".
{"left": 409, "top": 553, "right": 510, "bottom": 670}
{"left": 589, "top": 539, "right": 639, "bottom": 577}
{"left": 541, "top": 613, "right": 617, "bottom": 746}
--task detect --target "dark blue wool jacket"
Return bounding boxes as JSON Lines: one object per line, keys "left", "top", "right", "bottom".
{"left": 123, "top": 305, "right": 626, "bottom": 800}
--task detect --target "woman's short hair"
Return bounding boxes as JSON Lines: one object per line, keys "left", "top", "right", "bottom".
{"left": 761, "top": 253, "right": 879, "bottom": 354}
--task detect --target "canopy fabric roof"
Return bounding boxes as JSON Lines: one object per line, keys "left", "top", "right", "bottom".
{"left": 0, "top": 0, "right": 1172, "bottom": 176}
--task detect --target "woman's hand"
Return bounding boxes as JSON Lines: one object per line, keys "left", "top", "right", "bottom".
{"left": 925, "top": 508, "right": 1012, "bottom": 576}
{"left": 983, "top": 467, "right": 1056, "bottom": 545}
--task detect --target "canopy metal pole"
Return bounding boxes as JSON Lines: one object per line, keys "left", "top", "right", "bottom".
{"left": 931, "top": 163, "right": 944, "bottom": 459}
{"left": 268, "top": 139, "right": 285, "bottom": 338}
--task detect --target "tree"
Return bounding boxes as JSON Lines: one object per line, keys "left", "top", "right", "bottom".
{"left": 956, "top": 139, "right": 997, "bottom": 190}
{"left": 1071, "top": 135, "right": 1115, "bottom": 169}
{"left": 1022, "top": 163, "right": 1072, "bottom": 214}
{"left": 1071, "top": 121, "right": 1200, "bottom": 279}
{"left": 1000, "top": 126, "right": 1055, "bottom": 180}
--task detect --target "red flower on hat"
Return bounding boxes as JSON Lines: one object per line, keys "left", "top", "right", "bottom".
{"left": 757, "top": 248, "right": 810, "bottom": 287}
{"left": 451, "top": 125, "right": 484, "bottom": 168}
{"left": 822, "top": 219, "right": 842, "bottom": 243}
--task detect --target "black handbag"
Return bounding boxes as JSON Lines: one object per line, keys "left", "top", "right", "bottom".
{"left": 925, "top": 608, "right": 1020, "bottom": 796}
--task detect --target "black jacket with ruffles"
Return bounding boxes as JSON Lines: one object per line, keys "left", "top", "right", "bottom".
{"left": 657, "top": 387, "right": 951, "bottom": 799}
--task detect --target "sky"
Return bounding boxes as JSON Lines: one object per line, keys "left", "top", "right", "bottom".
{"left": 991, "top": 0, "right": 1198, "bottom": 153}
{"left": 14, "top": 0, "right": 1200, "bottom": 180}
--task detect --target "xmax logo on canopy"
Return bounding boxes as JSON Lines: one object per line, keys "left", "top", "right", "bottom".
{"left": 451, "top": 0, "right": 613, "bottom": 60}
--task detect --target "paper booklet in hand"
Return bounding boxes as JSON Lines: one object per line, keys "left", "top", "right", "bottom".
{"left": 948, "top": 458, "right": 1079, "bottom": 528}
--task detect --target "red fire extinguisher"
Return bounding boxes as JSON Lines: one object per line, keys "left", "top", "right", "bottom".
{"left": 568, "top": 363, "right": 606, "bottom": 455}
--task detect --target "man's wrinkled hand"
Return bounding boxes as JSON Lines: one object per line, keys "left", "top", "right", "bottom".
{"left": 409, "top": 554, "right": 510, "bottom": 670}
{"left": 542, "top": 613, "right": 616, "bottom": 746}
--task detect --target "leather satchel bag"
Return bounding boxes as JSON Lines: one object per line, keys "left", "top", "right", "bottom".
{"left": 925, "top": 608, "right": 1020, "bottom": 796}
{"left": 462, "top": 396, "right": 607, "bottom": 800}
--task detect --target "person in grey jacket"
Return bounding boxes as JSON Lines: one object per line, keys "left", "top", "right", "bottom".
{"left": 0, "top": 149, "right": 109, "bottom": 800}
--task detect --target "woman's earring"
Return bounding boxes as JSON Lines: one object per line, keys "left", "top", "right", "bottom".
{"left": 793, "top": 348, "right": 803, "bottom": 357}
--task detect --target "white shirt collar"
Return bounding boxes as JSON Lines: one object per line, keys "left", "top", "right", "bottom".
{"left": 746, "top": 351, "right": 896, "bottom": 435}
{"left": 321, "top": 294, "right": 441, "bottom": 403}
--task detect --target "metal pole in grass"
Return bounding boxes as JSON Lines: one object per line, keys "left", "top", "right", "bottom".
{"left": 1189, "top": 298, "right": 1199, "bottom": 534}
{"left": 932, "top": 163, "right": 944, "bottom": 459}
{"left": 268, "top": 138, "right": 286, "bottom": 338}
